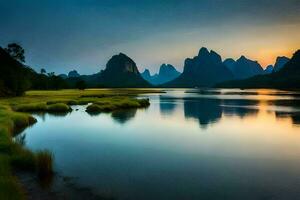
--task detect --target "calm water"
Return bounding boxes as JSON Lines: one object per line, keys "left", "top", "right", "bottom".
{"left": 18, "top": 89, "right": 300, "bottom": 200}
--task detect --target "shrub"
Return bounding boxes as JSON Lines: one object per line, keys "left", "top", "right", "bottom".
{"left": 14, "top": 103, "right": 47, "bottom": 112}
{"left": 47, "top": 103, "right": 71, "bottom": 112}
{"left": 86, "top": 97, "right": 150, "bottom": 114}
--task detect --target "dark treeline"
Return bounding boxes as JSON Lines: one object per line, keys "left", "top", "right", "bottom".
{"left": 0, "top": 44, "right": 70, "bottom": 96}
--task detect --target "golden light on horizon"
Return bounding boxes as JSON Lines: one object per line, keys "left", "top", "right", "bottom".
{"left": 255, "top": 48, "right": 295, "bottom": 68}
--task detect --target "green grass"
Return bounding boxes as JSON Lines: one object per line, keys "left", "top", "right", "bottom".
{"left": 13, "top": 102, "right": 71, "bottom": 113}
{"left": 0, "top": 105, "right": 36, "bottom": 199}
{"left": 86, "top": 97, "right": 150, "bottom": 113}
{"left": 47, "top": 103, "right": 71, "bottom": 112}
{"left": 0, "top": 89, "right": 159, "bottom": 199}
{"left": 0, "top": 104, "right": 54, "bottom": 199}
{"left": 36, "top": 150, "right": 53, "bottom": 178}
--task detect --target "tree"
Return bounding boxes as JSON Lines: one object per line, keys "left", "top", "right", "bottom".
{"left": 75, "top": 80, "right": 86, "bottom": 90}
{"left": 40, "top": 68, "right": 46, "bottom": 74}
{"left": 47, "top": 72, "right": 55, "bottom": 77}
{"left": 4, "top": 43, "right": 25, "bottom": 63}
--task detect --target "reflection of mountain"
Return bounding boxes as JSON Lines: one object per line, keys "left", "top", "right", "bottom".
{"left": 275, "top": 111, "right": 300, "bottom": 126}
{"left": 111, "top": 109, "right": 137, "bottom": 124}
{"left": 222, "top": 99, "right": 259, "bottom": 118}
{"left": 159, "top": 97, "right": 178, "bottom": 115}
{"left": 182, "top": 98, "right": 259, "bottom": 128}
{"left": 160, "top": 93, "right": 300, "bottom": 128}
{"left": 184, "top": 99, "right": 222, "bottom": 128}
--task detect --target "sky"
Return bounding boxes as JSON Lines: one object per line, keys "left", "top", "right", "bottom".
{"left": 0, "top": 0, "right": 299, "bottom": 75}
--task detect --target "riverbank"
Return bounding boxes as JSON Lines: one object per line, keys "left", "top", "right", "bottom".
{"left": 0, "top": 89, "right": 160, "bottom": 199}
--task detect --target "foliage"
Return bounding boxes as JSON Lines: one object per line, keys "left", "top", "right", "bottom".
{"left": 0, "top": 105, "right": 43, "bottom": 199}
{"left": 4, "top": 43, "right": 25, "bottom": 63}
{"left": 13, "top": 103, "right": 71, "bottom": 112}
{"left": 76, "top": 80, "right": 86, "bottom": 90}
{"left": 0, "top": 45, "right": 69, "bottom": 97}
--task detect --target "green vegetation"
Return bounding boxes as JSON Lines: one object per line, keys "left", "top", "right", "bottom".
{"left": 0, "top": 45, "right": 68, "bottom": 97}
{"left": 86, "top": 97, "right": 150, "bottom": 113}
{"left": 13, "top": 102, "right": 71, "bottom": 112}
{"left": 0, "top": 105, "right": 53, "bottom": 199}
{"left": 0, "top": 89, "right": 159, "bottom": 199}
{"left": 36, "top": 150, "right": 53, "bottom": 178}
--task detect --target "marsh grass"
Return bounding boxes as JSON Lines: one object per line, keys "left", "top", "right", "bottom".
{"left": 0, "top": 106, "right": 37, "bottom": 199}
{"left": 47, "top": 103, "right": 71, "bottom": 112}
{"left": 0, "top": 105, "right": 53, "bottom": 199}
{"left": 10, "top": 145, "right": 36, "bottom": 171}
{"left": 86, "top": 97, "right": 150, "bottom": 113}
{"left": 14, "top": 102, "right": 72, "bottom": 113}
{"left": 36, "top": 150, "right": 53, "bottom": 178}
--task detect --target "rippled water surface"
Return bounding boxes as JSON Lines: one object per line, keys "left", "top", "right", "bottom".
{"left": 18, "top": 89, "right": 300, "bottom": 200}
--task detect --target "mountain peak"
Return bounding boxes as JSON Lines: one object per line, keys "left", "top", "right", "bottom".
{"left": 141, "top": 64, "right": 180, "bottom": 85}
{"left": 141, "top": 69, "right": 151, "bottom": 78}
{"left": 239, "top": 55, "right": 247, "bottom": 60}
{"left": 98, "top": 53, "right": 149, "bottom": 87}
{"left": 68, "top": 70, "right": 80, "bottom": 78}
{"left": 106, "top": 53, "right": 139, "bottom": 74}
{"left": 164, "top": 48, "right": 233, "bottom": 87}
{"left": 159, "top": 64, "right": 178, "bottom": 76}
{"left": 229, "top": 55, "right": 264, "bottom": 79}
{"left": 264, "top": 65, "right": 274, "bottom": 74}
{"left": 273, "top": 56, "right": 290, "bottom": 72}
{"left": 198, "top": 47, "right": 209, "bottom": 56}
{"left": 209, "top": 50, "right": 222, "bottom": 63}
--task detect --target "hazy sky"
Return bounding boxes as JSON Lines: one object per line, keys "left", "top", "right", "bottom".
{"left": 0, "top": 0, "right": 299, "bottom": 74}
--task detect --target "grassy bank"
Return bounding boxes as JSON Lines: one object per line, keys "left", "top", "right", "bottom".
{"left": 0, "top": 89, "right": 159, "bottom": 199}
{"left": 86, "top": 97, "right": 150, "bottom": 113}
{"left": 0, "top": 105, "right": 53, "bottom": 199}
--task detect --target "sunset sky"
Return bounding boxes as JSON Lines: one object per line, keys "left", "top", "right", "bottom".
{"left": 0, "top": 0, "right": 299, "bottom": 74}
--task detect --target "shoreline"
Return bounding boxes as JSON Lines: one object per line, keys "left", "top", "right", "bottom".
{"left": 16, "top": 171, "right": 113, "bottom": 200}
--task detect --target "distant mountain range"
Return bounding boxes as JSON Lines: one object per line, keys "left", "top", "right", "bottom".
{"left": 2, "top": 42, "right": 298, "bottom": 96}
{"left": 141, "top": 64, "right": 180, "bottom": 85}
{"left": 223, "top": 56, "right": 264, "bottom": 79}
{"left": 36, "top": 47, "right": 298, "bottom": 90}
{"left": 63, "top": 47, "right": 294, "bottom": 89}
{"left": 67, "top": 53, "right": 150, "bottom": 88}
{"left": 162, "top": 47, "right": 234, "bottom": 87}
{"left": 216, "top": 50, "right": 300, "bottom": 89}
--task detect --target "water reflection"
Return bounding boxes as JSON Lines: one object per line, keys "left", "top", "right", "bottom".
{"left": 184, "top": 99, "right": 222, "bottom": 129}
{"left": 31, "top": 111, "right": 72, "bottom": 122}
{"left": 111, "top": 109, "right": 137, "bottom": 124}
{"left": 14, "top": 132, "right": 27, "bottom": 146}
{"left": 222, "top": 99, "right": 259, "bottom": 118}
{"left": 159, "top": 92, "right": 300, "bottom": 127}
{"left": 159, "top": 98, "right": 177, "bottom": 116}
{"left": 275, "top": 111, "right": 300, "bottom": 126}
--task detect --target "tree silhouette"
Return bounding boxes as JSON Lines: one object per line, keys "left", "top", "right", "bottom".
{"left": 40, "top": 68, "right": 46, "bottom": 74}
{"left": 4, "top": 43, "right": 25, "bottom": 63}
